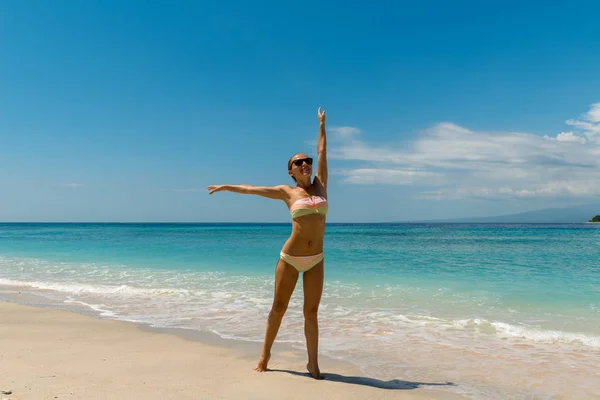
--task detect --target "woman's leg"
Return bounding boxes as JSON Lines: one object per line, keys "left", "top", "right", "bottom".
{"left": 302, "top": 259, "right": 324, "bottom": 379}
{"left": 254, "top": 258, "right": 299, "bottom": 372}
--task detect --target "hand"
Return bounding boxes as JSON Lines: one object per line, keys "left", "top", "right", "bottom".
{"left": 207, "top": 185, "right": 226, "bottom": 194}
{"left": 317, "top": 107, "right": 326, "bottom": 124}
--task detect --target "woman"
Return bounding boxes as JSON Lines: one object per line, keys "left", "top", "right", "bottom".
{"left": 207, "top": 107, "right": 328, "bottom": 379}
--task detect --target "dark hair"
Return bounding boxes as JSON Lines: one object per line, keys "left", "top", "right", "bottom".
{"left": 287, "top": 154, "right": 301, "bottom": 170}
{"left": 287, "top": 153, "right": 303, "bottom": 183}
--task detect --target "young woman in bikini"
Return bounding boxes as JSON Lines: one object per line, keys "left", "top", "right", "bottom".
{"left": 207, "top": 107, "right": 328, "bottom": 379}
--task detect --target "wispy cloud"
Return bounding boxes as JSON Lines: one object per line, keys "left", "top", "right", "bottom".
{"left": 58, "top": 183, "right": 84, "bottom": 188}
{"left": 565, "top": 102, "right": 600, "bottom": 142}
{"left": 331, "top": 103, "right": 600, "bottom": 200}
{"left": 420, "top": 181, "right": 600, "bottom": 201}
{"left": 330, "top": 126, "right": 361, "bottom": 138}
{"left": 548, "top": 132, "right": 587, "bottom": 144}
{"left": 335, "top": 168, "right": 439, "bottom": 185}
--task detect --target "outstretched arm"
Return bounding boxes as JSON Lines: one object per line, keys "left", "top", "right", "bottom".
{"left": 207, "top": 184, "right": 289, "bottom": 201}
{"left": 315, "top": 107, "right": 328, "bottom": 188}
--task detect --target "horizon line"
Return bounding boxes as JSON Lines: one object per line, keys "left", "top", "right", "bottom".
{"left": 0, "top": 221, "right": 593, "bottom": 225}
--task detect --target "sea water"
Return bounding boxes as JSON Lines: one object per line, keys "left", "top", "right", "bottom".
{"left": 1, "top": 223, "right": 599, "bottom": 398}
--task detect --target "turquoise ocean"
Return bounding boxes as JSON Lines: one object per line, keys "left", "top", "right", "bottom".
{"left": 1, "top": 223, "right": 599, "bottom": 399}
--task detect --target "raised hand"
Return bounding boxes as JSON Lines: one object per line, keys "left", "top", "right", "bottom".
{"left": 318, "top": 107, "right": 326, "bottom": 124}
{"left": 207, "top": 185, "right": 226, "bottom": 194}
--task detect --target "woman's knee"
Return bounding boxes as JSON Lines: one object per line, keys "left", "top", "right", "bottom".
{"left": 271, "top": 301, "right": 288, "bottom": 317}
{"left": 303, "top": 305, "right": 319, "bottom": 320}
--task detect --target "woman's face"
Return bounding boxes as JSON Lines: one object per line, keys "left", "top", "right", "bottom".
{"left": 288, "top": 153, "right": 313, "bottom": 182}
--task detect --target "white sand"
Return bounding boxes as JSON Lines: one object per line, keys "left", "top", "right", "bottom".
{"left": 0, "top": 301, "right": 463, "bottom": 400}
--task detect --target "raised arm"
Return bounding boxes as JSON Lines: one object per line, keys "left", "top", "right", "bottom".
{"left": 207, "top": 184, "right": 289, "bottom": 201}
{"left": 315, "top": 107, "right": 328, "bottom": 188}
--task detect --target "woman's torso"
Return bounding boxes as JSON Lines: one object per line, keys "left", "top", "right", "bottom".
{"left": 281, "top": 185, "right": 327, "bottom": 256}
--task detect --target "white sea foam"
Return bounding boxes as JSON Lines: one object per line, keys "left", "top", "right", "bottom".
{"left": 491, "top": 321, "right": 600, "bottom": 347}
{"left": 63, "top": 297, "right": 117, "bottom": 318}
{"left": 1, "top": 274, "right": 599, "bottom": 349}
{"left": 0, "top": 278, "right": 192, "bottom": 297}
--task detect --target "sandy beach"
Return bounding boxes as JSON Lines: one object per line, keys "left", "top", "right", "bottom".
{"left": 0, "top": 301, "right": 462, "bottom": 400}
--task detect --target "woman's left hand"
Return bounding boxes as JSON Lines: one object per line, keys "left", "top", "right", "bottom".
{"left": 318, "top": 107, "right": 326, "bottom": 124}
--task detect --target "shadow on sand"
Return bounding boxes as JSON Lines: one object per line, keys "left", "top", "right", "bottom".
{"left": 270, "top": 369, "right": 456, "bottom": 390}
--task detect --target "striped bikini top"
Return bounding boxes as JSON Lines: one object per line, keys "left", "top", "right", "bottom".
{"left": 290, "top": 196, "right": 328, "bottom": 220}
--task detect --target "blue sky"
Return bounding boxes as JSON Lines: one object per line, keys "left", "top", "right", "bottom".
{"left": 1, "top": 0, "right": 600, "bottom": 222}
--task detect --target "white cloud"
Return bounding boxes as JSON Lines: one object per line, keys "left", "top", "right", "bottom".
{"left": 420, "top": 181, "right": 600, "bottom": 200}
{"left": 547, "top": 131, "right": 587, "bottom": 144}
{"left": 565, "top": 102, "right": 600, "bottom": 142}
{"left": 330, "top": 126, "right": 361, "bottom": 138}
{"left": 331, "top": 103, "right": 600, "bottom": 200}
{"left": 58, "top": 183, "right": 84, "bottom": 188}
{"left": 585, "top": 102, "right": 600, "bottom": 123}
{"left": 335, "top": 168, "right": 439, "bottom": 185}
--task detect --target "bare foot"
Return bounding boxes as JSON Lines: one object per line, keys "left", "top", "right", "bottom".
{"left": 254, "top": 353, "right": 270, "bottom": 372}
{"left": 306, "top": 362, "right": 323, "bottom": 380}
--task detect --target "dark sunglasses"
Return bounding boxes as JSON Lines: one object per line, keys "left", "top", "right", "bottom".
{"left": 292, "top": 157, "right": 313, "bottom": 167}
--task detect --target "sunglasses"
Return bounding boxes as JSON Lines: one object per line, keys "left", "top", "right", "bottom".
{"left": 292, "top": 157, "right": 313, "bottom": 167}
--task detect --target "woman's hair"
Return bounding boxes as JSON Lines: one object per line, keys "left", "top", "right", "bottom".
{"left": 287, "top": 153, "right": 301, "bottom": 183}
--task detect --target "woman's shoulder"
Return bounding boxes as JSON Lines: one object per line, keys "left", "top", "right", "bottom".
{"left": 276, "top": 184, "right": 295, "bottom": 195}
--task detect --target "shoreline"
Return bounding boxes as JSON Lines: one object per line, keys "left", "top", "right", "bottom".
{"left": 0, "top": 299, "right": 463, "bottom": 400}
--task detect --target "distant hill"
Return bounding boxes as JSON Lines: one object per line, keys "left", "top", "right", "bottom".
{"left": 425, "top": 203, "right": 600, "bottom": 223}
